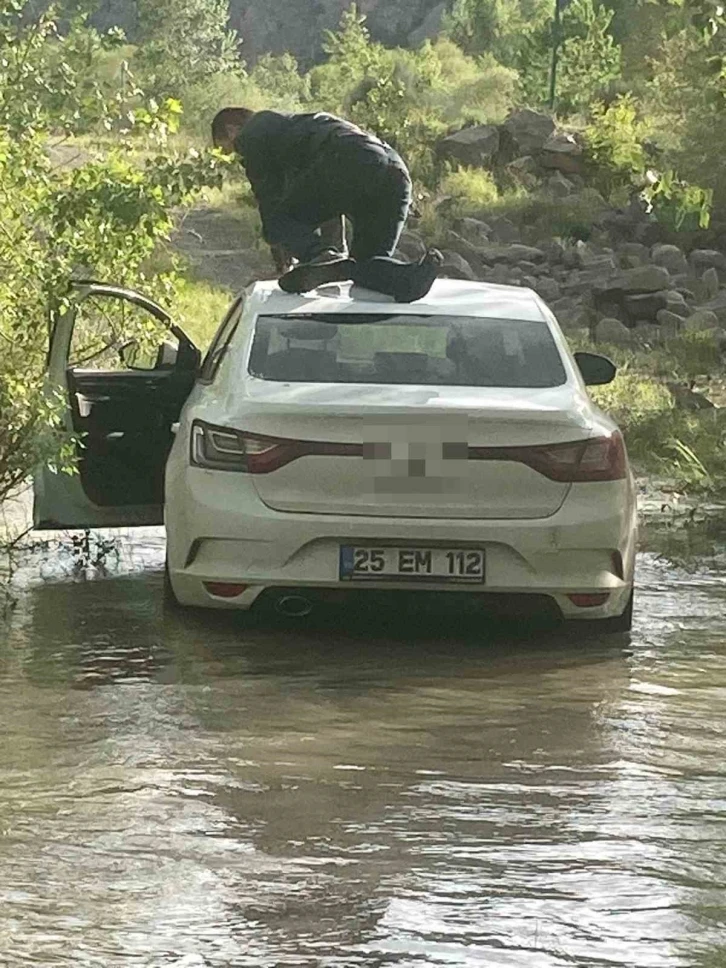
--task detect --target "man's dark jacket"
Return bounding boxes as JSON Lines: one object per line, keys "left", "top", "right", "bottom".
{"left": 234, "top": 110, "right": 397, "bottom": 241}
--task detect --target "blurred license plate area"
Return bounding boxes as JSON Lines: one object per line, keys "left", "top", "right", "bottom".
{"left": 340, "top": 547, "right": 485, "bottom": 582}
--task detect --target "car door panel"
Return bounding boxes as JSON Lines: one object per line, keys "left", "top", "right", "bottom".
{"left": 34, "top": 283, "right": 199, "bottom": 530}
{"left": 67, "top": 368, "right": 196, "bottom": 508}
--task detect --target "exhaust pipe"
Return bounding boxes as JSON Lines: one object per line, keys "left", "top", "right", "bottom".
{"left": 275, "top": 594, "right": 314, "bottom": 618}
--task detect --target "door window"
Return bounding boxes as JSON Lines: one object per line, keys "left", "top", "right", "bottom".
{"left": 69, "top": 293, "right": 177, "bottom": 372}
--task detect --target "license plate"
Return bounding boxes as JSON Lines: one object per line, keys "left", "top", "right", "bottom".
{"left": 340, "top": 546, "right": 485, "bottom": 583}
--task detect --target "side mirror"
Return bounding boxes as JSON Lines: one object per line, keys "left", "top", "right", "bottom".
{"left": 155, "top": 340, "right": 179, "bottom": 369}
{"left": 574, "top": 351, "right": 617, "bottom": 386}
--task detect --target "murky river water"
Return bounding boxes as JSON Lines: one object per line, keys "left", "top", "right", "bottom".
{"left": 1, "top": 519, "right": 726, "bottom": 967}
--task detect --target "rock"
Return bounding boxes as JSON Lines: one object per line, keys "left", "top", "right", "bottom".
{"left": 533, "top": 277, "right": 562, "bottom": 302}
{"left": 506, "top": 155, "right": 539, "bottom": 188}
{"left": 656, "top": 309, "right": 685, "bottom": 338}
{"left": 494, "top": 243, "right": 546, "bottom": 264}
{"left": 652, "top": 243, "right": 688, "bottom": 275}
{"left": 546, "top": 172, "right": 575, "bottom": 197}
{"left": 666, "top": 383, "right": 716, "bottom": 410}
{"left": 562, "top": 246, "right": 580, "bottom": 270}
{"left": 505, "top": 156, "right": 538, "bottom": 190}
{"left": 456, "top": 217, "right": 491, "bottom": 243}
{"left": 500, "top": 109, "right": 556, "bottom": 158}
{"left": 701, "top": 290, "right": 726, "bottom": 324}
{"left": 634, "top": 321, "right": 662, "bottom": 343}
{"left": 689, "top": 249, "right": 726, "bottom": 275}
{"left": 541, "top": 131, "right": 584, "bottom": 175}
{"left": 522, "top": 274, "right": 538, "bottom": 290}
{"left": 551, "top": 297, "right": 589, "bottom": 331}
{"left": 438, "top": 124, "right": 500, "bottom": 168}
{"left": 595, "top": 317, "right": 634, "bottom": 345}
{"left": 634, "top": 220, "right": 667, "bottom": 248}
{"left": 624, "top": 290, "right": 669, "bottom": 322}
{"left": 702, "top": 266, "right": 721, "bottom": 299}
{"left": 221, "top": 0, "right": 450, "bottom": 64}
{"left": 508, "top": 267, "right": 524, "bottom": 282}
{"left": 684, "top": 309, "right": 720, "bottom": 332}
{"left": 577, "top": 247, "right": 618, "bottom": 272}
{"left": 442, "top": 230, "right": 487, "bottom": 267}
{"left": 440, "top": 250, "right": 478, "bottom": 281}
{"left": 396, "top": 230, "right": 427, "bottom": 260}
{"left": 564, "top": 267, "right": 618, "bottom": 296}
{"left": 664, "top": 290, "right": 689, "bottom": 314}
{"left": 486, "top": 264, "right": 512, "bottom": 285}
{"left": 542, "top": 239, "right": 566, "bottom": 264}
{"left": 621, "top": 265, "right": 671, "bottom": 293}
{"left": 617, "top": 242, "right": 650, "bottom": 269}
{"left": 508, "top": 154, "right": 539, "bottom": 175}
{"left": 486, "top": 216, "right": 519, "bottom": 243}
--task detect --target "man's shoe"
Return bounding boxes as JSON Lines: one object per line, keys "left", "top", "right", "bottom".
{"left": 395, "top": 249, "right": 444, "bottom": 303}
{"left": 279, "top": 250, "right": 355, "bottom": 294}
{"left": 350, "top": 249, "right": 444, "bottom": 302}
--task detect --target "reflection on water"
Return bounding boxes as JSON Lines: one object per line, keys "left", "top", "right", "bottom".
{"left": 1, "top": 527, "right": 726, "bottom": 967}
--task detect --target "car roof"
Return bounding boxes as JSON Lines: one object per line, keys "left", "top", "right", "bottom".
{"left": 242, "top": 278, "right": 549, "bottom": 323}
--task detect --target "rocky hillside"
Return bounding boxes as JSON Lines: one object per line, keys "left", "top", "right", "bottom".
{"left": 91, "top": 0, "right": 447, "bottom": 63}
{"left": 414, "top": 110, "right": 726, "bottom": 362}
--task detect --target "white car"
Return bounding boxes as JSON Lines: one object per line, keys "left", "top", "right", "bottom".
{"left": 35, "top": 277, "right": 637, "bottom": 631}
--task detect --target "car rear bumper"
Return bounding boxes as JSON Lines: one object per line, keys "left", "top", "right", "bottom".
{"left": 165, "top": 469, "right": 637, "bottom": 619}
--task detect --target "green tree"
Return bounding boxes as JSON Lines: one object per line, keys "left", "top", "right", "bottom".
{"left": 582, "top": 94, "right": 646, "bottom": 196}
{"left": 134, "top": 0, "right": 242, "bottom": 97}
{"left": 643, "top": 0, "right": 726, "bottom": 210}
{"left": 443, "top": 0, "right": 552, "bottom": 102}
{"left": 0, "top": 1, "right": 228, "bottom": 509}
{"left": 248, "top": 53, "right": 311, "bottom": 106}
{"left": 556, "top": 0, "right": 622, "bottom": 112}
{"left": 310, "top": 6, "right": 517, "bottom": 181}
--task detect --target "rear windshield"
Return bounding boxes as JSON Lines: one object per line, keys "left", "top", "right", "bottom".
{"left": 248, "top": 314, "right": 567, "bottom": 388}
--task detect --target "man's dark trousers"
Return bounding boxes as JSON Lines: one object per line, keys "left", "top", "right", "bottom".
{"left": 262, "top": 142, "right": 413, "bottom": 288}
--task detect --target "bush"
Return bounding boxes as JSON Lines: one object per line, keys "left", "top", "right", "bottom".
{"left": 248, "top": 53, "right": 311, "bottom": 107}
{"left": 643, "top": 170, "right": 712, "bottom": 232}
{"left": 444, "top": 0, "right": 551, "bottom": 102}
{"left": 422, "top": 41, "right": 519, "bottom": 125}
{"left": 309, "top": 7, "right": 517, "bottom": 182}
{"left": 583, "top": 95, "right": 648, "bottom": 198}
{"left": 438, "top": 166, "right": 500, "bottom": 213}
{"left": 134, "top": 0, "right": 242, "bottom": 98}
{"left": 0, "top": 2, "right": 228, "bottom": 508}
{"left": 556, "top": 0, "right": 622, "bottom": 113}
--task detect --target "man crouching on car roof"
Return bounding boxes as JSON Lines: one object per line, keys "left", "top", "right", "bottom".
{"left": 212, "top": 106, "right": 443, "bottom": 303}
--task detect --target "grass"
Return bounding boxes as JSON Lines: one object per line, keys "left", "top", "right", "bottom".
{"left": 567, "top": 334, "right": 726, "bottom": 492}
{"left": 172, "top": 278, "right": 234, "bottom": 348}
{"left": 438, "top": 167, "right": 500, "bottom": 214}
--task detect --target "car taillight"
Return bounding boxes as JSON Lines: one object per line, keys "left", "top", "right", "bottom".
{"left": 191, "top": 420, "right": 627, "bottom": 482}
{"left": 190, "top": 420, "right": 360, "bottom": 473}
{"left": 469, "top": 432, "right": 627, "bottom": 483}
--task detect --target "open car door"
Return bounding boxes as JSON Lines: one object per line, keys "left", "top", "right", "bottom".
{"left": 34, "top": 282, "right": 200, "bottom": 530}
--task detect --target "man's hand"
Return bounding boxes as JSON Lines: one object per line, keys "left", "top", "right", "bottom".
{"left": 271, "top": 244, "right": 295, "bottom": 275}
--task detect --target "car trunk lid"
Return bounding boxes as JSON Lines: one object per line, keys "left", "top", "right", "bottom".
{"left": 222, "top": 382, "right": 590, "bottom": 519}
